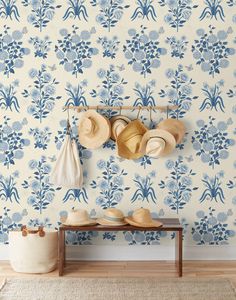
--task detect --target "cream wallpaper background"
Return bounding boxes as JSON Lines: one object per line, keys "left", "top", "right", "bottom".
{"left": 0, "top": 0, "right": 236, "bottom": 256}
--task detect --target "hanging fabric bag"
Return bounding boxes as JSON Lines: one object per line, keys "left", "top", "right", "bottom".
{"left": 50, "top": 120, "right": 83, "bottom": 188}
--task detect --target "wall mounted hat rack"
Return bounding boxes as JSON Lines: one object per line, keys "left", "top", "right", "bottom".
{"left": 64, "top": 105, "right": 178, "bottom": 112}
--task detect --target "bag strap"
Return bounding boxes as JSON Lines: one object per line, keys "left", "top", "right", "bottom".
{"left": 21, "top": 225, "right": 45, "bottom": 237}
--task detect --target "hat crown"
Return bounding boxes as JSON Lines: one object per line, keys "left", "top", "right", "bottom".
{"left": 132, "top": 208, "right": 152, "bottom": 223}
{"left": 81, "top": 117, "right": 96, "bottom": 135}
{"left": 69, "top": 209, "right": 89, "bottom": 222}
{"left": 104, "top": 208, "right": 124, "bottom": 219}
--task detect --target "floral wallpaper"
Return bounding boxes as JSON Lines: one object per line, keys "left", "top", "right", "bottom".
{"left": 0, "top": 0, "right": 236, "bottom": 251}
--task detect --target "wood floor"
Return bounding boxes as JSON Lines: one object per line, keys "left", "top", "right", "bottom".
{"left": 1, "top": 260, "right": 236, "bottom": 285}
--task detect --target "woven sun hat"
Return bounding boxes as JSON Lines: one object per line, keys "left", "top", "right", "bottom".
{"left": 110, "top": 115, "right": 131, "bottom": 141}
{"left": 78, "top": 110, "right": 111, "bottom": 149}
{"left": 139, "top": 128, "right": 176, "bottom": 158}
{"left": 97, "top": 208, "right": 128, "bottom": 226}
{"left": 116, "top": 119, "right": 148, "bottom": 160}
{"left": 157, "top": 118, "right": 185, "bottom": 144}
{"left": 125, "top": 208, "right": 162, "bottom": 228}
{"left": 62, "top": 209, "right": 97, "bottom": 226}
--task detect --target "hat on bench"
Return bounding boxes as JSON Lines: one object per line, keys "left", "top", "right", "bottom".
{"left": 125, "top": 208, "right": 162, "bottom": 228}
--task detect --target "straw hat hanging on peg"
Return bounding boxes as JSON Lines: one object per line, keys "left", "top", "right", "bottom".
{"left": 116, "top": 106, "right": 148, "bottom": 160}
{"left": 157, "top": 105, "right": 186, "bottom": 144}
{"left": 139, "top": 106, "right": 176, "bottom": 158}
{"left": 109, "top": 106, "right": 131, "bottom": 141}
{"left": 78, "top": 105, "right": 111, "bottom": 149}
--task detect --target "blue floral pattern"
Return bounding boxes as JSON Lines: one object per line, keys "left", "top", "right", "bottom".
{"left": 159, "top": 0, "right": 198, "bottom": 31}
{"left": 159, "top": 65, "right": 198, "bottom": 118}
{"left": 55, "top": 25, "right": 98, "bottom": 77}
{"left": 91, "top": 156, "right": 129, "bottom": 209}
{"left": 131, "top": 0, "right": 157, "bottom": 21}
{"left": 0, "top": 0, "right": 20, "bottom": 20}
{"left": 124, "top": 26, "right": 167, "bottom": 77}
{"left": 91, "top": 0, "right": 129, "bottom": 31}
{"left": 199, "top": 0, "right": 225, "bottom": 21}
{"left": 131, "top": 171, "right": 157, "bottom": 204}
{"left": 166, "top": 36, "right": 188, "bottom": 59}
{"left": 22, "top": 156, "right": 61, "bottom": 213}
{"left": 192, "top": 117, "right": 235, "bottom": 168}
{"left": 23, "top": 65, "right": 61, "bottom": 122}
{"left": 159, "top": 156, "right": 198, "bottom": 213}
{"left": 0, "top": 207, "right": 27, "bottom": 244}
{"left": 200, "top": 81, "right": 225, "bottom": 112}
{"left": 200, "top": 172, "right": 225, "bottom": 203}
{"left": 0, "top": 26, "right": 30, "bottom": 77}
{"left": 29, "top": 36, "right": 52, "bottom": 59}
{"left": 97, "top": 36, "right": 120, "bottom": 59}
{"left": 29, "top": 127, "right": 52, "bottom": 150}
{"left": 90, "top": 65, "right": 129, "bottom": 117}
{"left": 0, "top": 172, "right": 20, "bottom": 203}
{"left": 0, "top": 80, "right": 20, "bottom": 112}
{"left": 192, "top": 208, "right": 235, "bottom": 245}
{"left": 192, "top": 26, "right": 235, "bottom": 77}
{"left": 0, "top": 117, "right": 30, "bottom": 168}
{"left": 63, "top": 0, "right": 89, "bottom": 21}
{"left": 22, "top": 0, "right": 61, "bottom": 31}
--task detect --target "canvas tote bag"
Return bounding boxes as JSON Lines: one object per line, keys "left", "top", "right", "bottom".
{"left": 50, "top": 121, "right": 83, "bottom": 188}
{"left": 9, "top": 226, "right": 58, "bottom": 274}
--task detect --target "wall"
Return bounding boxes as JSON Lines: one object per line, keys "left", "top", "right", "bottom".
{"left": 0, "top": 0, "right": 236, "bottom": 260}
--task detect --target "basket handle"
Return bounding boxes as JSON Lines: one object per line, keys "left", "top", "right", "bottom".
{"left": 21, "top": 225, "right": 45, "bottom": 237}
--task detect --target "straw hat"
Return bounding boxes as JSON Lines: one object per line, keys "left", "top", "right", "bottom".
{"left": 157, "top": 119, "right": 185, "bottom": 144}
{"left": 62, "top": 209, "right": 97, "bottom": 226}
{"left": 139, "top": 128, "right": 176, "bottom": 158}
{"left": 125, "top": 208, "right": 162, "bottom": 228}
{"left": 78, "top": 110, "right": 111, "bottom": 149}
{"left": 97, "top": 208, "right": 128, "bottom": 226}
{"left": 116, "top": 119, "right": 148, "bottom": 159}
{"left": 110, "top": 115, "right": 131, "bottom": 141}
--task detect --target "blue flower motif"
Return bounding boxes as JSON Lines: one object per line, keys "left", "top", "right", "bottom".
{"left": 55, "top": 25, "right": 98, "bottom": 77}
{"left": 91, "top": 0, "right": 129, "bottom": 31}
{"left": 192, "top": 207, "right": 235, "bottom": 245}
{"left": 192, "top": 26, "right": 235, "bottom": 77}
{"left": 91, "top": 156, "right": 129, "bottom": 209}
{"left": 159, "top": 0, "right": 197, "bottom": 31}
{"left": 159, "top": 156, "right": 197, "bottom": 213}
{"left": 0, "top": 26, "right": 30, "bottom": 77}
{"left": 124, "top": 25, "right": 166, "bottom": 77}
{"left": 192, "top": 117, "right": 234, "bottom": 168}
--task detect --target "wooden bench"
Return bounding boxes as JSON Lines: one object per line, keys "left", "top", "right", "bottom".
{"left": 59, "top": 218, "right": 183, "bottom": 277}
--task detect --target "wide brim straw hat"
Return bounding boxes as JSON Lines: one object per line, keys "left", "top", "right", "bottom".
{"left": 125, "top": 208, "right": 162, "bottom": 228}
{"left": 139, "top": 128, "right": 176, "bottom": 158}
{"left": 62, "top": 209, "right": 97, "bottom": 226}
{"left": 157, "top": 119, "right": 185, "bottom": 144}
{"left": 78, "top": 110, "right": 111, "bottom": 149}
{"left": 110, "top": 115, "right": 131, "bottom": 141}
{"left": 116, "top": 119, "right": 148, "bottom": 160}
{"left": 97, "top": 208, "right": 128, "bottom": 226}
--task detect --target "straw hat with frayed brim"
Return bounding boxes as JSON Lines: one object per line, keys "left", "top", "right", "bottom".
{"left": 110, "top": 115, "right": 131, "bottom": 141}
{"left": 78, "top": 110, "right": 111, "bottom": 149}
{"left": 125, "top": 208, "right": 162, "bottom": 228}
{"left": 62, "top": 209, "right": 97, "bottom": 226}
{"left": 117, "top": 119, "right": 148, "bottom": 160}
{"left": 157, "top": 119, "right": 185, "bottom": 144}
{"left": 139, "top": 128, "right": 176, "bottom": 158}
{"left": 97, "top": 208, "right": 128, "bottom": 226}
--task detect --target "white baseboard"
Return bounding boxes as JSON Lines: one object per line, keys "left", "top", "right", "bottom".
{"left": 1, "top": 244, "right": 236, "bottom": 261}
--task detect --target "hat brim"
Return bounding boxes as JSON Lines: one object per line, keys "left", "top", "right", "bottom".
{"left": 97, "top": 218, "right": 128, "bottom": 226}
{"left": 139, "top": 129, "right": 176, "bottom": 157}
{"left": 62, "top": 219, "right": 97, "bottom": 226}
{"left": 110, "top": 115, "right": 131, "bottom": 141}
{"left": 78, "top": 111, "right": 111, "bottom": 149}
{"left": 157, "top": 119, "right": 185, "bottom": 144}
{"left": 124, "top": 217, "right": 163, "bottom": 228}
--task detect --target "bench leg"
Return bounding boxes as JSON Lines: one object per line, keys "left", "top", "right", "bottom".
{"left": 59, "top": 230, "right": 65, "bottom": 276}
{"left": 175, "top": 230, "right": 183, "bottom": 277}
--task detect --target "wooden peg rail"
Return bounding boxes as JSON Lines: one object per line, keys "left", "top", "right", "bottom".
{"left": 64, "top": 105, "right": 178, "bottom": 112}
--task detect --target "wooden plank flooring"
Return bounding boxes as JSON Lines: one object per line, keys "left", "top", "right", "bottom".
{"left": 1, "top": 261, "right": 236, "bottom": 285}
